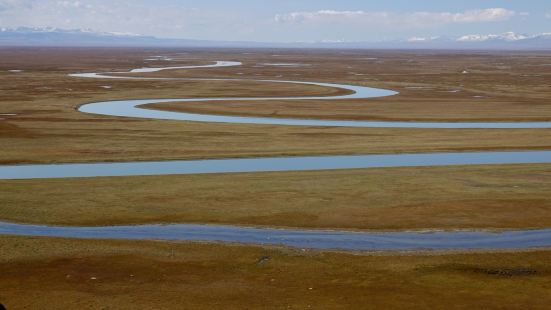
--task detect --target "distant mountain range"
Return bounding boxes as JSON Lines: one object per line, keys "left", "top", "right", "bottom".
{"left": 0, "top": 27, "right": 214, "bottom": 47}
{"left": 403, "top": 32, "right": 551, "bottom": 49}
{"left": 1, "top": 27, "right": 550, "bottom": 50}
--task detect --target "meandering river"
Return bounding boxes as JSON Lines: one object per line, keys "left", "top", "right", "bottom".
{"left": 2, "top": 60, "right": 551, "bottom": 251}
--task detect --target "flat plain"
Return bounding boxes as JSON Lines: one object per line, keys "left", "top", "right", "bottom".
{"left": 1, "top": 47, "right": 551, "bottom": 309}
{"left": 2, "top": 48, "right": 551, "bottom": 165}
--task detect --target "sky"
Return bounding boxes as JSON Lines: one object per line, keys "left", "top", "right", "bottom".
{"left": 0, "top": 0, "right": 550, "bottom": 42}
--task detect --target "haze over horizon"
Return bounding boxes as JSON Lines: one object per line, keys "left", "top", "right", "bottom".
{"left": 0, "top": 0, "right": 550, "bottom": 43}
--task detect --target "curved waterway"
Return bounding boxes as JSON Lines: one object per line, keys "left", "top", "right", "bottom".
{"left": 73, "top": 61, "right": 402, "bottom": 125}
{"left": 3, "top": 60, "right": 551, "bottom": 251}
{"left": 73, "top": 61, "right": 551, "bottom": 128}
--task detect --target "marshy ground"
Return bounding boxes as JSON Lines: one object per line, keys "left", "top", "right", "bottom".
{"left": 1, "top": 47, "right": 551, "bottom": 309}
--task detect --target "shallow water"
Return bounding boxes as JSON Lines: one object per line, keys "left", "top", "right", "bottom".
{"left": 1, "top": 221, "right": 551, "bottom": 251}
{"left": 129, "top": 61, "right": 242, "bottom": 73}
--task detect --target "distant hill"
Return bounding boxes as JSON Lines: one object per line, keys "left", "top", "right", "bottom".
{"left": 404, "top": 32, "right": 551, "bottom": 50}
{"left": 1, "top": 27, "right": 550, "bottom": 50}
{"left": 0, "top": 27, "right": 215, "bottom": 47}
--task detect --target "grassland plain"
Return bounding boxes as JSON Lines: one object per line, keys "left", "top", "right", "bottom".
{"left": 1, "top": 236, "right": 551, "bottom": 309}
{"left": 2, "top": 48, "right": 551, "bottom": 309}
{"left": 1, "top": 164, "right": 551, "bottom": 231}
{"left": 1, "top": 48, "right": 551, "bottom": 164}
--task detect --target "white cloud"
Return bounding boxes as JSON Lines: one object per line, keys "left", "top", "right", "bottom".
{"left": 0, "top": 0, "right": 244, "bottom": 40}
{"left": 0, "top": 2, "right": 535, "bottom": 43}
{"left": 546, "top": 11, "right": 551, "bottom": 19}
{"left": 275, "top": 8, "right": 517, "bottom": 27}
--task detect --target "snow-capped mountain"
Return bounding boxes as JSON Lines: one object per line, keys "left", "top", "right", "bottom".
{"left": 0, "top": 27, "right": 549, "bottom": 49}
{"left": 402, "top": 32, "right": 551, "bottom": 49}
{"left": 456, "top": 32, "right": 550, "bottom": 42}
{"left": 0, "top": 27, "right": 142, "bottom": 37}
{"left": 0, "top": 27, "right": 257, "bottom": 47}
{"left": 0, "top": 27, "right": 192, "bottom": 47}
{"left": 457, "top": 32, "right": 529, "bottom": 42}
{"left": 407, "top": 36, "right": 442, "bottom": 43}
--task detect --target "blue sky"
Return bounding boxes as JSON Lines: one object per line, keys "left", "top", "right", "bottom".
{"left": 1, "top": 0, "right": 549, "bottom": 42}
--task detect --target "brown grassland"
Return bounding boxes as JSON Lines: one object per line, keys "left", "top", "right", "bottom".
{"left": 2, "top": 164, "right": 551, "bottom": 231}
{"left": 1, "top": 47, "right": 551, "bottom": 309}
{"left": 2, "top": 236, "right": 551, "bottom": 309}
{"left": 1, "top": 48, "right": 551, "bottom": 164}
